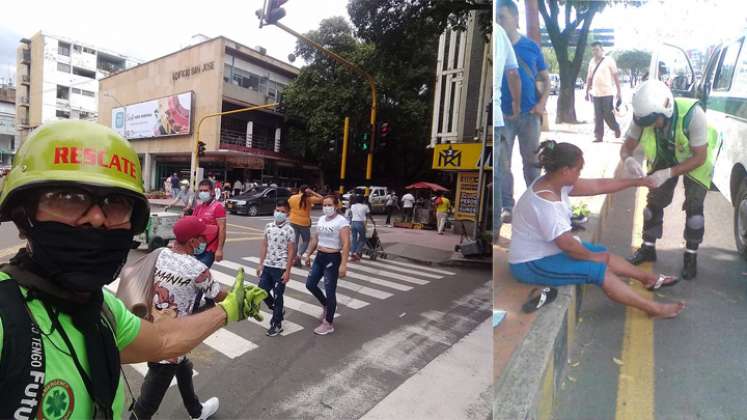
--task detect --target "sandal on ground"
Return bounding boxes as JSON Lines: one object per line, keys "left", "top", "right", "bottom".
{"left": 521, "top": 287, "right": 558, "bottom": 313}
{"left": 647, "top": 274, "right": 679, "bottom": 291}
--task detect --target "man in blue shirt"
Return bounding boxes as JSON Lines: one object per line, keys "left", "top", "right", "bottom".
{"left": 497, "top": 0, "right": 550, "bottom": 224}
{"left": 493, "top": 21, "right": 521, "bottom": 243}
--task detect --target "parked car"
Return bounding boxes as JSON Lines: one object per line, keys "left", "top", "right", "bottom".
{"left": 341, "top": 185, "right": 390, "bottom": 213}
{"left": 575, "top": 77, "right": 585, "bottom": 89}
{"left": 649, "top": 33, "right": 747, "bottom": 257}
{"left": 225, "top": 187, "right": 291, "bottom": 216}
{"left": 549, "top": 73, "right": 560, "bottom": 95}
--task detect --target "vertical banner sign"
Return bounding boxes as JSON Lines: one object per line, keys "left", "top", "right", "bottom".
{"left": 454, "top": 172, "right": 479, "bottom": 221}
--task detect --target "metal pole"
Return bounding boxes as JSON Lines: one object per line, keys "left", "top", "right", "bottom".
{"left": 339, "top": 116, "right": 350, "bottom": 194}
{"left": 273, "top": 22, "right": 377, "bottom": 195}
{"left": 189, "top": 103, "right": 278, "bottom": 191}
{"left": 472, "top": 104, "right": 490, "bottom": 242}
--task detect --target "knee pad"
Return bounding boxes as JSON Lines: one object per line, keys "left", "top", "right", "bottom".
{"left": 643, "top": 207, "right": 654, "bottom": 221}
{"left": 686, "top": 215, "right": 705, "bottom": 230}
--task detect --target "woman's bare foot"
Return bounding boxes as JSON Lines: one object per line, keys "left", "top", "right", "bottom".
{"left": 647, "top": 301, "right": 686, "bottom": 319}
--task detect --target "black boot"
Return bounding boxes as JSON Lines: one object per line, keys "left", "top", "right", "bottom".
{"left": 627, "top": 245, "right": 657, "bottom": 265}
{"left": 681, "top": 252, "right": 697, "bottom": 280}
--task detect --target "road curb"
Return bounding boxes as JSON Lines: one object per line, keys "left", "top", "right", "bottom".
{"left": 494, "top": 164, "right": 617, "bottom": 420}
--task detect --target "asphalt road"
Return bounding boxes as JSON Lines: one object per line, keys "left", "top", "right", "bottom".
{"left": 554, "top": 181, "right": 747, "bottom": 419}
{"left": 0, "top": 208, "right": 490, "bottom": 419}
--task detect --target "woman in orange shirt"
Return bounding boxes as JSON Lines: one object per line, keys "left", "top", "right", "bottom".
{"left": 288, "top": 185, "right": 324, "bottom": 266}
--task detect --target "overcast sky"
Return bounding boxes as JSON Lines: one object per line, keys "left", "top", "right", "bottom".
{"left": 1, "top": 0, "right": 745, "bottom": 84}
{"left": 0, "top": 0, "right": 350, "bottom": 81}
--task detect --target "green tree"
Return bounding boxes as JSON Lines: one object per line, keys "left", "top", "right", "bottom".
{"left": 542, "top": 47, "right": 559, "bottom": 73}
{"left": 538, "top": 0, "right": 643, "bottom": 123}
{"left": 614, "top": 49, "right": 651, "bottom": 86}
{"left": 283, "top": 1, "right": 491, "bottom": 188}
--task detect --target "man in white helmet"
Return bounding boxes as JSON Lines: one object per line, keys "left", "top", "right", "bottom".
{"left": 620, "top": 80, "right": 718, "bottom": 280}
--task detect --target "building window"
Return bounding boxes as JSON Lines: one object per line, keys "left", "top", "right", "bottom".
{"left": 83, "top": 47, "right": 96, "bottom": 54}
{"left": 56, "top": 85, "right": 70, "bottom": 100}
{"left": 56, "top": 110, "right": 70, "bottom": 119}
{"left": 58, "top": 42, "right": 71, "bottom": 57}
{"left": 73, "top": 45, "right": 82, "bottom": 53}
{"left": 71, "top": 88, "right": 81, "bottom": 94}
{"left": 72, "top": 67, "right": 96, "bottom": 79}
{"left": 81, "top": 90, "right": 95, "bottom": 98}
{"left": 57, "top": 62, "right": 71, "bottom": 73}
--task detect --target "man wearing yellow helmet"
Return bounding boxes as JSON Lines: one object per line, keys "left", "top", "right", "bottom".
{"left": 0, "top": 120, "right": 265, "bottom": 419}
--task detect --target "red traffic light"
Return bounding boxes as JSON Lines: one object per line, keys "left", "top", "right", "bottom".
{"left": 197, "top": 141, "right": 207, "bottom": 157}
{"left": 379, "top": 122, "right": 390, "bottom": 138}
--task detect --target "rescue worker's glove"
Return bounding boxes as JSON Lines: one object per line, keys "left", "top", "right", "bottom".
{"left": 243, "top": 286, "right": 268, "bottom": 322}
{"left": 218, "top": 269, "right": 248, "bottom": 324}
{"left": 624, "top": 156, "right": 645, "bottom": 178}
{"left": 647, "top": 168, "right": 672, "bottom": 188}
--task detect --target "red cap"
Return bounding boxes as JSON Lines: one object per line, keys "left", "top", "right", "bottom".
{"left": 173, "top": 216, "right": 218, "bottom": 243}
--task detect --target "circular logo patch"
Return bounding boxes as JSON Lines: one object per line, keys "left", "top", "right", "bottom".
{"left": 38, "top": 379, "right": 74, "bottom": 420}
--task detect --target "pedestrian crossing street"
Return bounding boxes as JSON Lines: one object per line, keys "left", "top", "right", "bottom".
{"left": 107, "top": 255, "right": 456, "bottom": 386}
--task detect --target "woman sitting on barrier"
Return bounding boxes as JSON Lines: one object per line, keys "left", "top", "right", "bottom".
{"left": 508, "top": 140, "right": 685, "bottom": 319}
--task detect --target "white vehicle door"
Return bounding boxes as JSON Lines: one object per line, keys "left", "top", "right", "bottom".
{"left": 648, "top": 43, "right": 696, "bottom": 98}
{"left": 707, "top": 37, "right": 747, "bottom": 203}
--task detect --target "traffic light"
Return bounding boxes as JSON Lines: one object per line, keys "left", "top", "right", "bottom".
{"left": 258, "top": 0, "right": 288, "bottom": 27}
{"left": 197, "top": 141, "right": 206, "bottom": 157}
{"left": 328, "top": 138, "right": 336, "bottom": 153}
{"left": 379, "top": 122, "right": 390, "bottom": 138}
{"left": 361, "top": 132, "right": 369, "bottom": 152}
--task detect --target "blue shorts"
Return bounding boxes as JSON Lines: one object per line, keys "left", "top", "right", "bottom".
{"left": 509, "top": 242, "right": 608, "bottom": 287}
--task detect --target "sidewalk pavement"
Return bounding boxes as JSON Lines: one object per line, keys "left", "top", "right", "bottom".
{"left": 494, "top": 117, "right": 627, "bottom": 419}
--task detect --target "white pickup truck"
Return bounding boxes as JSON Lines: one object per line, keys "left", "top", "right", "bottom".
{"left": 650, "top": 32, "right": 747, "bottom": 258}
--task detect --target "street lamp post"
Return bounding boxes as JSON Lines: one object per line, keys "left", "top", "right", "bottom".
{"left": 189, "top": 103, "right": 278, "bottom": 191}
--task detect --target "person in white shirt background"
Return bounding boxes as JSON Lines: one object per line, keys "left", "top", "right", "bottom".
{"left": 348, "top": 195, "right": 374, "bottom": 261}
{"left": 585, "top": 41, "right": 622, "bottom": 142}
{"left": 401, "top": 192, "right": 415, "bottom": 222}
{"left": 302, "top": 195, "right": 351, "bottom": 336}
{"left": 508, "top": 140, "right": 685, "bottom": 319}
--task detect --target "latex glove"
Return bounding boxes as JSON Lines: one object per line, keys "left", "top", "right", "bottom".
{"left": 243, "top": 285, "right": 268, "bottom": 321}
{"left": 624, "top": 156, "right": 645, "bottom": 178}
{"left": 217, "top": 269, "right": 246, "bottom": 324}
{"left": 647, "top": 168, "right": 672, "bottom": 188}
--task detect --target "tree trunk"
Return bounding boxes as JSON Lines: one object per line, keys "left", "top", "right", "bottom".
{"left": 557, "top": 65, "right": 578, "bottom": 123}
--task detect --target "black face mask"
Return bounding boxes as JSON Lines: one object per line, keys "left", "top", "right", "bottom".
{"left": 27, "top": 221, "right": 133, "bottom": 293}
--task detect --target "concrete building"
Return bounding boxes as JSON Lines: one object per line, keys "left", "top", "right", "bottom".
{"left": 15, "top": 32, "right": 140, "bottom": 144}
{"left": 0, "top": 83, "right": 16, "bottom": 168}
{"left": 98, "top": 36, "right": 319, "bottom": 192}
{"left": 430, "top": 10, "right": 492, "bottom": 224}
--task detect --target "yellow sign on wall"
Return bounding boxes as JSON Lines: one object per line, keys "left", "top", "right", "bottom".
{"left": 432, "top": 143, "right": 492, "bottom": 171}
{"left": 454, "top": 172, "right": 480, "bottom": 221}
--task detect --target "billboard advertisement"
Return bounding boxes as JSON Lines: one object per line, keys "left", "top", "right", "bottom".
{"left": 111, "top": 91, "right": 193, "bottom": 140}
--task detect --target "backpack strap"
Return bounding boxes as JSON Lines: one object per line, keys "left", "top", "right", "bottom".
{"left": 0, "top": 274, "right": 45, "bottom": 420}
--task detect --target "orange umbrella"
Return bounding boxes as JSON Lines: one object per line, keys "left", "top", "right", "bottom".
{"left": 405, "top": 182, "right": 449, "bottom": 192}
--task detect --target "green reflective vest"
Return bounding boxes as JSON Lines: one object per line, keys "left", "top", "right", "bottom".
{"left": 639, "top": 98, "right": 719, "bottom": 188}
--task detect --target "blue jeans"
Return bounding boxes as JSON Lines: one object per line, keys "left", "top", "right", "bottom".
{"left": 258, "top": 266, "right": 286, "bottom": 327}
{"left": 305, "top": 252, "right": 341, "bottom": 323}
{"left": 501, "top": 113, "right": 541, "bottom": 210}
{"left": 291, "top": 223, "right": 311, "bottom": 260}
{"left": 351, "top": 221, "right": 366, "bottom": 254}
{"left": 195, "top": 250, "right": 215, "bottom": 268}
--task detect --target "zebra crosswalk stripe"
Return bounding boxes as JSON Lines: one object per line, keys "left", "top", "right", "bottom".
{"left": 203, "top": 328, "right": 258, "bottom": 359}
{"left": 355, "top": 259, "right": 444, "bottom": 279}
{"left": 234, "top": 257, "right": 393, "bottom": 300}
{"left": 209, "top": 267, "right": 369, "bottom": 310}
{"left": 128, "top": 362, "right": 199, "bottom": 388}
{"left": 250, "top": 310, "right": 305, "bottom": 335}
{"left": 314, "top": 257, "right": 430, "bottom": 286}
{"left": 369, "top": 257, "right": 456, "bottom": 276}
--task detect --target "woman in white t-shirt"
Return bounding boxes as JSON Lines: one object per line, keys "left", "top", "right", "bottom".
{"left": 302, "top": 195, "right": 351, "bottom": 335}
{"left": 509, "top": 140, "right": 685, "bottom": 319}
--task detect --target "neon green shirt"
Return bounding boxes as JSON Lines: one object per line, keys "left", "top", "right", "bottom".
{"left": 0, "top": 275, "right": 141, "bottom": 419}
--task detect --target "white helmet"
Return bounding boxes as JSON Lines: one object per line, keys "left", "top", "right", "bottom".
{"left": 631, "top": 80, "right": 674, "bottom": 126}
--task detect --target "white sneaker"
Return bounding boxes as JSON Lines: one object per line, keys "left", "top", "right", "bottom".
{"left": 314, "top": 320, "right": 335, "bottom": 335}
{"left": 192, "top": 397, "right": 219, "bottom": 420}
{"left": 500, "top": 209, "right": 512, "bottom": 224}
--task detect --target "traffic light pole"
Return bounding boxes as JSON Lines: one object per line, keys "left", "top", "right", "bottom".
{"left": 338, "top": 116, "right": 350, "bottom": 194}
{"left": 272, "top": 21, "right": 377, "bottom": 195}
{"left": 190, "top": 103, "right": 278, "bottom": 191}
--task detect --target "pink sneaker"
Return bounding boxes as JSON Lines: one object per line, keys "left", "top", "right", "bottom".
{"left": 314, "top": 320, "right": 334, "bottom": 335}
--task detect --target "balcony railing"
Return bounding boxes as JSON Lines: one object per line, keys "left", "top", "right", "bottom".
{"left": 19, "top": 118, "right": 29, "bottom": 126}
{"left": 19, "top": 96, "right": 29, "bottom": 105}
{"left": 20, "top": 75, "right": 30, "bottom": 84}
{"left": 20, "top": 50, "right": 31, "bottom": 64}
{"left": 220, "top": 129, "right": 278, "bottom": 153}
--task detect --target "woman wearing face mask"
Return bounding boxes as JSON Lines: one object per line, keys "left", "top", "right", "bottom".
{"left": 302, "top": 195, "right": 351, "bottom": 335}
{"left": 508, "top": 140, "right": 685, "bottom": 318}
{"left": 191, "top": 180, "right": 227, "bottom": 268}
{"left": 288, "top": 185, "right": 324, "bottom": 267}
